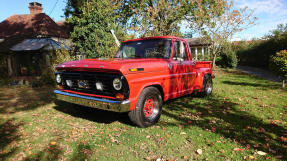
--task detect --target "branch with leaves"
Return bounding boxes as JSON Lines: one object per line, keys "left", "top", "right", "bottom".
{"left": 189, "top": 0, "right": 257, "bottom": 67}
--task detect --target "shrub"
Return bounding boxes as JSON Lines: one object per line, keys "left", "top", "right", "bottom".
{"left": 236, "top": 23, "right": 287, "bottom": 69}
{"left": 216, "top": 42, "right": 238, "bottom": 68}
{"left": 197, "top": 54, "right": 212, "bottom": 61}
{"left": 31, "top": 69, "right": 55, "bottom": 87}
{"left": 32, "top": 49, "right": 75, "bottom": 87}
{"left": 269, "top": 50, "right": 287, "bottom": 88}
{"left": 50, "top": 49, "right": 75, "bottom": 74}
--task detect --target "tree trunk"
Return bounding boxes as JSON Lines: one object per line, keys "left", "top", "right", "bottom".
{"left": 283, "top": 80, "right": 285, "bottom": 88}
{"left": 7, "top": 56, "right": 13, "bottom": 76}
{"left": 212, "top": 54, "right": 217, "bottom": 69}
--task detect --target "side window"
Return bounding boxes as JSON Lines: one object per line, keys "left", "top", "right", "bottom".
{"left": 123, "top": 46, "right": 135, "bottom": 58}
{"left": 173, "top": 41, "right": 179, "bottom": 60}
{"left": 173, "top": 41, "right": 187, "bottom": 61}
{"left": 179, "top": 41, "right": 187, "bottom": 60}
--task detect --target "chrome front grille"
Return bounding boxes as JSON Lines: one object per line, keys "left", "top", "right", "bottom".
{"left": 60, "top": 71, "right": 125, "bottom": 98}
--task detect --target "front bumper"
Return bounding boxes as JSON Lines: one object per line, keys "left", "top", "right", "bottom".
{"left": 54, "top": 90, "right": 130, "bottom": 112}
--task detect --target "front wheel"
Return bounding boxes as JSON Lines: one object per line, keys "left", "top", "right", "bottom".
{"left": 128, "top": 87, "right": 163, "bottom": 128}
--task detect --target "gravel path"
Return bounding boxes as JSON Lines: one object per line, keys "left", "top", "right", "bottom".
{"left": 237, "top": 66, "right": 282, "bottom": 82}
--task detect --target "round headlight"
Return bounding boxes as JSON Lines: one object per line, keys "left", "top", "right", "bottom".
{"left": 56, "top": 74, "right": 61, "bottom": 83}
{"left": 113, "top": 78, "right": 122, "bottom": 90}
{"left": 66, "top": 80, "right": 73, "bottom": 87}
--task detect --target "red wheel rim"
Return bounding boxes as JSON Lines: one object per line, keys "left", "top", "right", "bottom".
{"left": 144, "top": 98, "right": 154, "bottom": 117}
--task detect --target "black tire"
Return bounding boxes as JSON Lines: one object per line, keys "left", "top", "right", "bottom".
{"left": 128, "top": 87, "right": 163, "bottom": 128}
{"left": 200, "top": 74, "right": 213, "bottom": 97}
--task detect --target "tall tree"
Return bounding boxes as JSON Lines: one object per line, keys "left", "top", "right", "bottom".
{"left": 189, "top": 0, "right": 257, "bottom": 67}
{"left": 68, "top": 0, "right": 123, "bottom": 58}
{"left": 115, "top": 0, "right": 223, "bottom": 37}
{"left": 65, "top": 0, "right": 225, "bottom": 37}
{"left": 64, "top": 0, "right": 86, "bottom": 17}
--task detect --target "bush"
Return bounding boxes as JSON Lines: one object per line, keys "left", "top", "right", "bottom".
{"left": 31, "top": 49, "right": 75, "bottom": 87}
{"left": 216, "top": 42, "right": 238, "bottom": 68}
{"left": 31, "top": 69, "right": 55, "bottom": 87}
{"left": 236, "top": 23, "right": 287, "bottom": 69}
{"left": 197, "top": 54, "right": 212, "bottom": 61}
{"left": 269, "top": 50, "right": 287, "bottom": 87}
{"left": 50, "top": 49, "right": 75, "bottom": 74}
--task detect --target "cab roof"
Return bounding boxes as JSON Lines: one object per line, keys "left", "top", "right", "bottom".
{"left": 122, "top": 36, "right": 185, "bottom": 43}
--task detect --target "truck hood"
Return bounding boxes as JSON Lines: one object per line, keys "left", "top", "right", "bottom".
{"left": 56, "top": 58, "right": 170, "bottom": 75}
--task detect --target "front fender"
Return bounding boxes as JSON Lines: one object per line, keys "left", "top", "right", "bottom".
{"left": 128, "top": 81, "right": 163, "bottom": 111}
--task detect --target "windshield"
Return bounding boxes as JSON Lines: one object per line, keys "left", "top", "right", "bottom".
{"left": 115, "top": 39, "right": 172, "bottom": 59}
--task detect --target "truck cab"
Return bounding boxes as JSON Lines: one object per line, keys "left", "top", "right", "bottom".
{"left": 54, "top": 36, "right": 213, "bottom": 127}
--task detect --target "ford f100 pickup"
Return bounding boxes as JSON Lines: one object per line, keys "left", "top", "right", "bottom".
{"left": 54, "top": 36, "right": 213, "bottom": 127}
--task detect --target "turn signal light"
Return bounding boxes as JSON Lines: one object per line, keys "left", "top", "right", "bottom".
{"left": 115, "top": 93, "right": 124, "bottom": 100}
{"left": 58, "top": 85, "right": 64, "bottom": 90}
{"left": 129, "top": 68, "right": 138, "bottom": 72}
{"left": 129, "top": 68, "right": 144, "bottom": 72}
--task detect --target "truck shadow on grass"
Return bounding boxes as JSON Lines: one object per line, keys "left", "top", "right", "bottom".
{"left": 53, "top": 102, "right": 132, "bottom": 125}
{"left": 161, "top": 95, "right": 287, "bottom": 160}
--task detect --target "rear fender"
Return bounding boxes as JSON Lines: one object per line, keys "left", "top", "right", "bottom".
{"left": 193, "top": 69, "right": 212, "bottom": 92}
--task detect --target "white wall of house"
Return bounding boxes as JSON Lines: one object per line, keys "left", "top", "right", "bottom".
{"left": 190, "top": 46, "right": 210, "bottom": 60}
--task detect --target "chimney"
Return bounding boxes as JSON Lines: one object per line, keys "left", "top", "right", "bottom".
{"left": 29, "top": 2, "right": 43, "bottom": 14}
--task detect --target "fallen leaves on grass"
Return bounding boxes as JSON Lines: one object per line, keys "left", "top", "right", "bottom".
{"left": 270, "top": 120, "right": 281, "bottom": 126}
{"left": 110, "top": 137, "right": 120, "bottom": 144}
{"left": 256, "top": 151, "right": 267, "bottom": 156}
{"left": 180, "top": 132, "right": 186, "bottom": 135}
{"left": 274, "top": 155, "right": 283, "bottom": 159}
{"left": 280, "top": 136, "right": 287, "bottom": 142}
{"left": 257, "top": 127, "right": 266, "bottom": 133}
{"left": 196, "top": 149, "right": 202, "bottom": 155}
{"left": 233, "top": 148, "right": 244, "bottom": 151}
{"left": 244, "top": 155, "right": 255, "bottom": 160}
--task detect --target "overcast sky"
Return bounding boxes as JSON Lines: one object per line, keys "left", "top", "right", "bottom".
{"left": 0, "top": 0, "right": 287, "bottom": 41}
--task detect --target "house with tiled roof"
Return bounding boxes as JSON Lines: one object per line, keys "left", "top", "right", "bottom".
{"left": 186, "top": 38, "right": 212, "bottom": 60}
{"left": 0, "top": 2, "right": 70, "bottom": 77}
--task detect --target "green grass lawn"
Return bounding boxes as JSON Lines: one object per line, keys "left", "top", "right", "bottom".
{"left": 0, "top": 69, "right": 286, "bottom": 161}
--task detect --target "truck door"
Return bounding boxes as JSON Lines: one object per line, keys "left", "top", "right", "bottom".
{"left": 169, "top": 40, "right": 193, "bottom": 97}
{"left": 183, "top": 40, "right": 197, "bottom": 93}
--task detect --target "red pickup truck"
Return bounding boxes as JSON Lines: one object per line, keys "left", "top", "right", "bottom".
{"left": 54, "top": 36, "right": 213, "bottom": 127}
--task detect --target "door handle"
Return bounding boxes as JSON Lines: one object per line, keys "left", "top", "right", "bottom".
{"left": 191, "top": 61, "right": 196, "bottom": 66}
{"left": 168, "top": 63, "right": 173, "bottom": 70}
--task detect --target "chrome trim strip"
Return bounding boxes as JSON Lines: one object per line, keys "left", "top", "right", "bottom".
{"left": 54, "top": 90, "right": 130, "bottom": 112}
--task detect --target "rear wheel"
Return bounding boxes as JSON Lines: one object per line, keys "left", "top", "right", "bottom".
{"left": 200, "top": 75, "right": 213, "bottom": 97}
{"left": 128, "top": 87, "right": 163, "bottom": 128}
